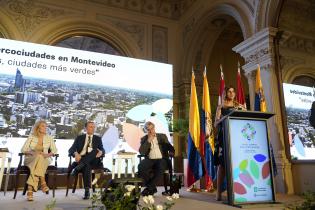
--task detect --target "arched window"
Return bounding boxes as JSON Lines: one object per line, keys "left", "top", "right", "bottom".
{"left": 292, "top": 75, "right": 315, "bottom": 87}
{"left": 55, "top": 36, "right": 122, "bottom": 56}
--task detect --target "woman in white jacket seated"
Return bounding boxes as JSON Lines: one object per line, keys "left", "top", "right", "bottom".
{"left": 21, "top": 120, "right": 57, "bottom": 201}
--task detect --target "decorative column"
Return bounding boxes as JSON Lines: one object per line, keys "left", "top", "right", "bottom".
{"left": 173, "top": 79, "right": 191, "bottom": 173}
{"left": 232, "top": 27, "right": 294, "bottom": 194}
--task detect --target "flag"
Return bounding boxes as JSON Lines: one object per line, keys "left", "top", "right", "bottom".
{"left": 187, "top": 71, "right": 204, "bottom": 187}
{"left": 254, "top": 64, "right": 267, "bottom": 112}
{"left": 236, "top": 62, "right": 246, "bottom": 109}
{"left": 201, "top": 66, "right": 216, "bottom": 191}
{"left": 218, "top": 65, "right": 225, "bottom": 106}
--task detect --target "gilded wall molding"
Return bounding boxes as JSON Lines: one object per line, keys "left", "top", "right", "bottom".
{"left": 233, "top": 27, "right": 277, "bottom": 73}
{"left": 280, "top": 56, "right": 305, "bottom": 72}
{"left": 86, "top": 0, "right": 196, "bottom": 20}
{"left": 279, "top": 0, "right": 315, "bottom": 37}
{"left": 282, "top": 65, "right": 315, "bottom": 84}
{"left": 96, "top": 14, "right": 146, "bottom": 52}
{"left": 29, "top": 19, "right": 141, "bottom": 58}
{"left": 280, "top": 33, "right": 315, "bottom": 55}
{"left": 0, "top": 0, "right": 67, "bottom": 36}
{"left": 0, "top": 0, "right": 86, "bottom": 39}
{"left": 279, "top": 0, "right": 315, "bottom": 88}
{"left": 244, "top": 47, "right": 272, "bottom": 65}
{"left": 182, "top": 16, "right": 197, "bottom": 48}
{"left": 182, "top": 2, "right": 253, "bottom": 48}
{"left": 152, "top": 25, "right": 168, "bottom": 63}
{"left": 279, "top": 30, "right": 315, "bottom": 84}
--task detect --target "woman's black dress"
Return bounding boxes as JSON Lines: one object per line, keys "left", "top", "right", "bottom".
{"left": 214, "top": 106, "right": 235, "bottom": 167}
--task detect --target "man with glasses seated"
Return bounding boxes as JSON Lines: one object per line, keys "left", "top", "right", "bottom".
{"left": 68, "top": 121, "right": 105, "bottom": 199}
{"left": 138, "top": 121, "right": 175, "bottom": 196}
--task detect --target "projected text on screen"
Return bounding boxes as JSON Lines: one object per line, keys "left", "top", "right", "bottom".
{"left": 0, "top": 38, "right": 173, "bottom": 168}
{"left": 283, "top": 83, "right": 315, "bottom": 160}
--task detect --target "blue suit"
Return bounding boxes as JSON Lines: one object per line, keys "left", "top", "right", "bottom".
{"left": 68, "top": 134, "right": 105, "bottom": 189}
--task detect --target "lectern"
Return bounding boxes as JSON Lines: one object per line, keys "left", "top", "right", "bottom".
{"left": 219, "top": 110, "right": 276, "bottom": 206}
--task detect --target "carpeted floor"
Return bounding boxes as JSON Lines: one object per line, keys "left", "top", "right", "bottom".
{"left": 0, "top": 187, "right": 302, "bottom": 210}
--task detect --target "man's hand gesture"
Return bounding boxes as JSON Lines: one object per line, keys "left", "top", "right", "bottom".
{"left": 74, "top": 152, "right": 81, "bottom": 162}
{"left": 96, "top": 149, "right": 103, "bottom": 158}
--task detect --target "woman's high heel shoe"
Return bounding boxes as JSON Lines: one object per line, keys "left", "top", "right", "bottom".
{"left": 27, "top": 190, "right": 33, "bottom": 201}
{"left": 41, "top": 182, "right": 49, "bottom": 193}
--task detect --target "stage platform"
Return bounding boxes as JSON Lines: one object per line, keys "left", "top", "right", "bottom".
{"left": 0, "top": 187, "right": 302, "bottom": 210}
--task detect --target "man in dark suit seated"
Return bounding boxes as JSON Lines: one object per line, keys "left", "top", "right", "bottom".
{"left": 138, "top": 121, "right": 175, "bottom": 196}
{"left": 68, "top": 121, "right": 105, "bottom": 199}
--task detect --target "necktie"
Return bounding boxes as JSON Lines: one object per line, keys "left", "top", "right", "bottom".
{"left": 86, "top": 135, "right": 91, "bottom": 154}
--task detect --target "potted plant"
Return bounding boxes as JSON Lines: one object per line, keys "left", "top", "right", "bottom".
{"left": 89, "top": 180, "right": 179, "bottom": 210}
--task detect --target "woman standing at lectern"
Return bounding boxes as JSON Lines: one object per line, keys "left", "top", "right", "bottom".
{"left": 214, "top": 86, "right": 246, "bottom": 201}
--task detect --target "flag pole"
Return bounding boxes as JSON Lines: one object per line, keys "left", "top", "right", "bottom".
{"left": 238, "top": 61, "right": 240, "bottom": 73}
{"left": 236, "top": 61, "right": 246, "bottom": 109}
{"left": 202, "top": 65, "right": 215, "bottom": 193}
{"left": 186, "top": 67, "right": 202, "bottom": 193}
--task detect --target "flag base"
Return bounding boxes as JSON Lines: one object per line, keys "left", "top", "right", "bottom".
{"left": 187, "top": 184, "right": 201, "bottom": 192}
{"left": 204, "top": 184, "right": 215, "bottom": 193}
{"left": 204, "top": 188, "right": 215, "bottom": 193}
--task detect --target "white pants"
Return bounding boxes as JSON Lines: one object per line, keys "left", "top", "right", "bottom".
{"left": 24, "top": 154, "right": 49, "bottom": 191}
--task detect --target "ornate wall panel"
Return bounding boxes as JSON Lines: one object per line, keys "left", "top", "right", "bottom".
{"left": 86, "top": 0, "right": 196, "bottom": 20}
{"left": 96, "top": 14, "right": 146, "bottom": 53}
{"left": 278, "top": 0, "right": 315, "bottom": 84}
{"left": 0, "top": 0, "right": 83, "bottom": 37}
{"left": 152, "top": 25, "right": 168, "bottom": 63}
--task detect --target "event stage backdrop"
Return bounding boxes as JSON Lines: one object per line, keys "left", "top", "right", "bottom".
{"left": 283, "top": 83, "right": 315, "bottom": 160}
{"left": 0, "top": 38, "right": 173, "bottom": 169}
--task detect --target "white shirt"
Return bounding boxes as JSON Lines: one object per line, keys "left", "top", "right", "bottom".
{"left": 80, "top": 134, "right": 93, "bottom": 156}
{"left": 148, "top": 136, "right": 163, "bottom": 159}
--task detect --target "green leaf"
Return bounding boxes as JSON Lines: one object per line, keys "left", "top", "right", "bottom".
{"left": 239, "top": 159, "right": 248, "bottom": 171}
{"left": 250, "top": 160, "right": 259, "bottom": 179}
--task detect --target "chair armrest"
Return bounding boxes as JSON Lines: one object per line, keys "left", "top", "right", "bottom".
{"left": 53, "top": 154, "right": 59, "bottom": 167}
{"left": 68, "top": 155, "right": 72, "bottom": 168}
{"left": 17, "top": 153, "right": 25, "bottom": 168}
{"left": 137, "top": 154, "right": 146, "bottom": 158}
{"left": 137, "top": 154, "right": 147, "bottom": 161}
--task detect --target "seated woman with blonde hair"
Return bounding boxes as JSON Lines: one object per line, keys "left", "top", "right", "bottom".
{"left": 21, "top": 120, "right": 57, "bottom": 201}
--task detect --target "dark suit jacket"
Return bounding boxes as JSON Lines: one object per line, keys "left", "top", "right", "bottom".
{"left": 68, "top": 134, "right": 105, "bottom": 157}
{"left": 139, "top": 133, "right": 175, "bottom": 159}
